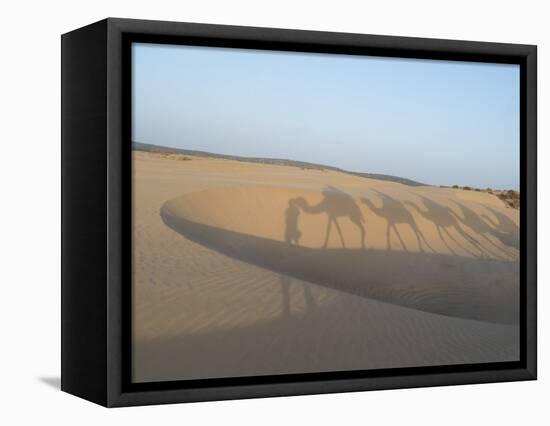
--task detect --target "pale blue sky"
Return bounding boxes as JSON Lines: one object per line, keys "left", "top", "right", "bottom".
{"left": 132, "top": 42, "right": 520, "bottom": 189}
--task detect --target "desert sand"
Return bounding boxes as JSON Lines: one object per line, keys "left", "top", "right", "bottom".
{"left": 132, "top": 150, "right": 520, "bottom": 383}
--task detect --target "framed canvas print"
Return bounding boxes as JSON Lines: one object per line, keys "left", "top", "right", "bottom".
{"left": 61, "top": 18, "right": 537, "bottom": 407}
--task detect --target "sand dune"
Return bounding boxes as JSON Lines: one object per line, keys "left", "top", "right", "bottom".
{"left": 132, "top": 151, "right": 520, "bottom": 382}
{"left": 162, "top": 184, "right": 517, "bottom": 257}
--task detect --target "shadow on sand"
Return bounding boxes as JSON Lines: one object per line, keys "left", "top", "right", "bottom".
{"left": 161, "top": 202, "right": 519, "bottom": 325}
{"left": 289, "top": 186, "right": 366, "bottom": 249}
{"left": 362, "top": 190, "right": 432, "bottom": 252}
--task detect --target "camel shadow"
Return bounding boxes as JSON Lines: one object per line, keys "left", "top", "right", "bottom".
{"left": 402, "top": 195, "right": 490, "bottom": 258}
{"left": 450, "top": 202, "right": 518, "bottom": 258}
{"left": 481, "top": 206, "right": 520, "bottom": 250}
{"left": 354, "top": 190, "right": 517, "bottom": 260}
{"left": 289, "top": 186, "right": 366, "bottom": 249}
{"left": 361, "top": 190, "right": 432, "bottom": 253}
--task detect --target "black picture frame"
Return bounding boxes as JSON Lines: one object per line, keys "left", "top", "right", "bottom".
{"left": 61, "top": 17, "right": 537, "bottom": 407}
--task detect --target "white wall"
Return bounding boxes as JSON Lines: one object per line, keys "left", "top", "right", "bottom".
{"left": 0, "top": 0, "right": 546, "bottom": 424}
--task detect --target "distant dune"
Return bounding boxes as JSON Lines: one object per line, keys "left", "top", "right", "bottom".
{"left": 133, "top": 141, "right": 429, "bottom": 186}
{"left": 132, "top": 150, "right": 520, "bottom": 383}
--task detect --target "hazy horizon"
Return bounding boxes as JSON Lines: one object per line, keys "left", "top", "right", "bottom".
{"left": 132, "top": 43, "right": 520, "bottom": 190}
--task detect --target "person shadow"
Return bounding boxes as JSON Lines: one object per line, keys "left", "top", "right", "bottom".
{"left": 279, "top": 274, "right": 317, "bottom": 320}
{"left": 285, "top": 198, "right": 303, "bottom": 245}
{"left": 290, "top": 186, "right": 366, "bottom": 249}
{"left": 281, "top": 199, "right": 315, "bottom": 319}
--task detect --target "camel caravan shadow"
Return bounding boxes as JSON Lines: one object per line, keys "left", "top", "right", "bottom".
{"left": 160, "top": 186, "right": 519, "bottom": 326}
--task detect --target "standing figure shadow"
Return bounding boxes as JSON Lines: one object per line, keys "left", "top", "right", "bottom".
{"left": 361, "top": 190, "right": 432, "bottom": 252}
{"left": 292, "top": 186, "right": 366, "bottom": 249}
{"left": 285, "top": 198, "right": 303, "bottom": 245}
{"left": 279, "top": 274, "right": 317, "bottom": 320}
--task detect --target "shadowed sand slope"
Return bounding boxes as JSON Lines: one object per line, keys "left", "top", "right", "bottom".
{"left": 161, "top": 188, "right": 519, "bottom": 325}
{"left": 134, "top": 293, "right": 519, "bottom": 382}
{"left": 132, "top": 151, "right": 520, "bottom": 382}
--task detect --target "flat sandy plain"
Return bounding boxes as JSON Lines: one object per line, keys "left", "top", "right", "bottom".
{"left": 132, "top": 150, "right": 520, "bottom": 383}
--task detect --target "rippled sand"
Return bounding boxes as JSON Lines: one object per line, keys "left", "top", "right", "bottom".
{"left": 132, "top": 150, "right": 520, "bottom": 383}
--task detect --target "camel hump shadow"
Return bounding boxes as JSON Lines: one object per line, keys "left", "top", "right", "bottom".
{"left": 362, "top": 189, "right": 432, "bottom": 252}
{"left": 288, "top": 186, "right": 366, "bottom": 249}
{"left": 445, "top": 201, "right": 519, "bottom": 257}
{"left": 402, "top": 195, "right": 519, "bottom": 258}
{"left": 480, "top": 205, "right": 520, "bottom": 249}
